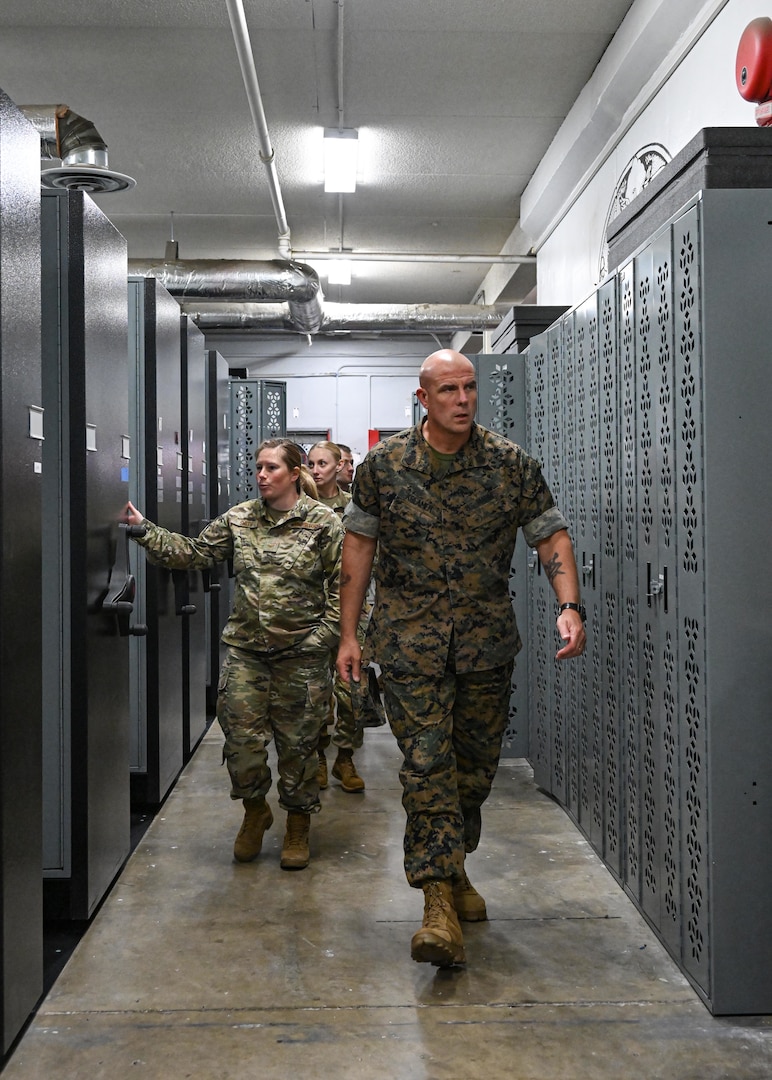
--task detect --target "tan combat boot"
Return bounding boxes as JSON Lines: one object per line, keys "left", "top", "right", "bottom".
{"left": 233, "top": 797, "right": 273, "bottom": 863}
{"left": 452, "top": 869, "right": 487, "bottom": 922}
{"left": 332, "top": 749, "right": 365, "bottom": 792}
{"left": 317, "top": 748, "right": 329, "bottom": 790}
{"left": 280, "top": 811, "right": 311, "bottom": 870}
{"left": 410, "top": 881, "right": 466, "bottom": 966}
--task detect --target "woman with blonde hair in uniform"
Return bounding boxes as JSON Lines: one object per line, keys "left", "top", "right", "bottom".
{"left": 307, "top": 439, "right": 367, "bottom": 793}
{"left": 125, "top": 438, "right": 342, "bottom": 871}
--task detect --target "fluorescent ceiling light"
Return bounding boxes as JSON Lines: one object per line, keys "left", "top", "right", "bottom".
{"left": 323, "top": 128, "right": 358, "bottom": 193}
{"left": 327, "top": 260, "right": 352, "bottom": 285}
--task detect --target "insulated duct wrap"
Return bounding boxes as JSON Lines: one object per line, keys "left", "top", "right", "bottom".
{"left": 128, "top": 258, "right": 324, "bottom": 334}
{"left": 180, "top": 301, "right": 509, "bottom": 334}
{"left": 21, "top": 104, "right": 107, "bottom": 165}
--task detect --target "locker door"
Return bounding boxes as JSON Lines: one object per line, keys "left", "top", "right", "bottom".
{"left": 547, "top": 318, "right": 571, "bottom": 807}
{"left": 573, "top": 294, "right": 603, "bottom": 848}
{"left": 41, "top": 189, "right": 131, "bottom": 921}
{"left": 670, "top": 203, "right": 709, "bottom": 994}
{"left": 181, "top": 316, "right": 208, "bottom": 758}
{"left": 618, "top": 257, "right": 642, "bottom": 901}
{"left": 128, "top": 277, "right": 184, "bottom": 806}
{"left": 474, "top": 354, "right": 528, "bottom": 757}
{"left": 597, "top": 277, "right": 623, "bottom": 879}
{"left": 630, "top": 227, "right": 681, "bottom": 942}
{"left": 205, "top": 349, "right": 232, "bottom": 713}
{"left": 525, "top": 328, "right": 553, "bottom": 793}
{"left": 229, "top": 379, "right": 287, "bottom": 502}
{"left": 0, "top": 91, "right": 43, "bottom": 1054}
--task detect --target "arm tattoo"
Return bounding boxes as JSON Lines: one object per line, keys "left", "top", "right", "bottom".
{"left": 340, "top": 572, "right": 352, "bottom": 587}
{"left": 543, "top": 553, "right": 564, "bottom": 584}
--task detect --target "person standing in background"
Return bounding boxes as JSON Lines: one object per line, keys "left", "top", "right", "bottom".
{"left": 126, "top": 438, "right": 343, "bottom": 871}
{"left": 336, "top": 444, "right": 355, "bottom": 492}
{"left": 308, "top": 440, "right": 366, "bottom": 793}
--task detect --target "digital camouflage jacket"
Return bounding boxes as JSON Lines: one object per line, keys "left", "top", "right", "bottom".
{"left": 344, "top": 420, "right": 568, "bottom": 673}
{"left": 134, "top": 494, "right": 343, "bottom": 656}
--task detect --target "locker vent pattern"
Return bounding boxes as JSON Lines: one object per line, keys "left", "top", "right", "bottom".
{"left": 232, "top": 382, "right": 258, "bottom": 501}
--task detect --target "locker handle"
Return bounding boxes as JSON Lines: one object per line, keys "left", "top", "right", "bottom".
{"left": 102, "top": 524, "right": 148, "bottom": 636}
{"left": 647, "top": 567, "right": 666, "bottom": 601}
{"left": 172, "top": 568, "right": 197, "bottom": 617}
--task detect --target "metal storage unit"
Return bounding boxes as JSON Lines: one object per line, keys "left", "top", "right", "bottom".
{"left": 474, "top": 354, "right": 528, "bottom": 757}
{"left": 475, "top": 309, "right": 570, "bottom": 759}
{"left": 524, "top": 189, "right": 772, "bottom": 1014}
{"left": 204, "top": 349, "right": 232, "bottom": 713}
{"left": 229, "top": 379, "right": 286, "bottom": 502}
{"left": 40, "top": 188, "right": 131, "bottom": 921}
{"left": 180, "top": 315, "right": 208, "bottom": 757}
{"left": 127, "top": 277, "right": 185, "bottom": 806}
{"left": 0, "top": 90, "right": 44, "bottom": 1055}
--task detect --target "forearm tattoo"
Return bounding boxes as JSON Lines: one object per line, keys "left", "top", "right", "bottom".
{"left": 543, "top": 552, "right": 564, "bottom": 583}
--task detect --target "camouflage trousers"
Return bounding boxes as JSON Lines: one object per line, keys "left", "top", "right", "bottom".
{"left": 318, "top": 616, "right": 385, "bottom": 752}
{"left": 216, "top": 644, "right": 332, "bottom": 813}
{"left": 381, "top": 654, "right": 514, "bottom": 888}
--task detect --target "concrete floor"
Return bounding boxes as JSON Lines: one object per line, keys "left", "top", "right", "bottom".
{"left": 5, "top": 726, "right": 772, "bottom": 1079}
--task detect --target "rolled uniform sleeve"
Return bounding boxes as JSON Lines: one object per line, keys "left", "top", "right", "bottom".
{"left": 342, "top": 499, "right": 380, "bottom": 538}
{"left": 522, "top": 506, "right": 569, "bottom": 547}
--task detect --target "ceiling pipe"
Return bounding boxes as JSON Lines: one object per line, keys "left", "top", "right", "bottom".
{"left": 294, "top": 251, "right": 537, "bottom": 265}
{"left": 128, "top": 257, "right": 325, "bottom": 335}
{"left": 179, "top": 301, "right": 510, "bottom": 334}
{"left": 21, "top": 103, "right": 135, "bottom": 192}
{"left": 225, "top": 0, "right": 292, "bottom": 258}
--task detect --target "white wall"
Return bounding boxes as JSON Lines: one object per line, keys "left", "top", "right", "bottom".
{"left": 523, "top": 0, "right": 763, "bottom": 305}
{"left": 205, "top": 334, "right": 427, "bottom": 466}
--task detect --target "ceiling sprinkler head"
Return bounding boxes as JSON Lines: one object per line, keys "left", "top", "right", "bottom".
{"left": 41, "top": 165, "right": 136, "bottom": 193}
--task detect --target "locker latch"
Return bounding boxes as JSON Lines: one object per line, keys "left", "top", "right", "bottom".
{"left": 102, "top": 523, "right": 148, "bottom": 636}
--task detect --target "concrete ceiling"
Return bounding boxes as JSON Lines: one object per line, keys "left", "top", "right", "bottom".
{"left": 0, "top": 0, "right": 633, "bottom": 321}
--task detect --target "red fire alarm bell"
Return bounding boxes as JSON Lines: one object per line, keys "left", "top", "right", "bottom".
{"left": 736, "top": 17, "right": 772, "bottom": 126}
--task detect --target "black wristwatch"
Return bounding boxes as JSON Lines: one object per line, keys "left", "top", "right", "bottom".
{"left": 558, "top": 602, "right": 586, "bottom": 621}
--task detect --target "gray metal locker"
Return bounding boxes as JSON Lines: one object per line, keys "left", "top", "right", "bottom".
{"left": 180, "top": 315, "right": 208, "bottom": 757}
{"left": 229, "top": 379, "right": 287, "bottom": 502}
{"left": 524, "top": 329, "right": 552, "bottom": 792}
{"left": 597, "top": 278, "right": 623, "bottom": 880}
{"left": 572, "top": 293, "right": 603, "bottom": 850}
{"left": 474, "top": 354, "right": 528, "bottom": 757}
{"left": 40, "top": 188, "right": 131, "bottom": 921}
{"left": 127, "top": 277, "right": 185, "bottom": 806}
{"left": 523, "top": 189, "right": 772, "bottom": 1015}
{"left": 204, "top": 349, "right": 232, "bottom": 713}
{"left": 0, "top": 89, "right": 44, "bottom": 1055}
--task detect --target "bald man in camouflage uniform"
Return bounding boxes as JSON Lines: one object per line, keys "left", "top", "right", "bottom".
{"left": 127, "top": 457, "right": 343, "bottom": 871}
{"left": 337, "top": 350, "right": 586, "bottom": 967}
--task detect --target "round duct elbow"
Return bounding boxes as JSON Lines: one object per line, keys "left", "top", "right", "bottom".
{"left": 22, "top": 104, "right": 135, "bottom": 193}
{"left": 128, "top": 258, "right": 325, "bottom": 334}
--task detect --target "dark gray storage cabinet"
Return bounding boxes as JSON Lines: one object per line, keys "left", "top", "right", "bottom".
{"left": 0, "top": 89, "right": 44, "bottom": 1055}
{"left": 127, "top": 277, "right": 185, "bottom": 806}
{"left": 40, "top": 189, "right": 131, "bottom": 921}
{"left": 525, "top": 190, "right": 772, "bottom": 1014}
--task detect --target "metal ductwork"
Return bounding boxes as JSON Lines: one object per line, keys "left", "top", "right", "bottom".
{"left": 178, "top": 301, "right": 510, "bottom": 335}
{"left": 21, "top": 104, "right": 135, "bottom": 193}
{"left": 128, "top": 258, "right": 325, "bottom": 335}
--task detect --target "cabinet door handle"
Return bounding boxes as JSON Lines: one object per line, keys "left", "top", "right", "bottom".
{"left": 647, "top": 573, "right": 665, "bottom": 598}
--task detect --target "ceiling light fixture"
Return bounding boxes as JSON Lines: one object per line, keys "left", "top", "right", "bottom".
{"left": 323, "top": 128, "right": 358, "bottom": 193}
{"left": 327, "top": 259, "right": 352, "bottom": 285}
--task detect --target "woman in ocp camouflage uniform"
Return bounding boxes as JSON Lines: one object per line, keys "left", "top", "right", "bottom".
{"left": 308, "top": 439, "right": 365, "bottom": 793}
{"left": 125, "top": 438, "right": 343, "bottom": 871}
